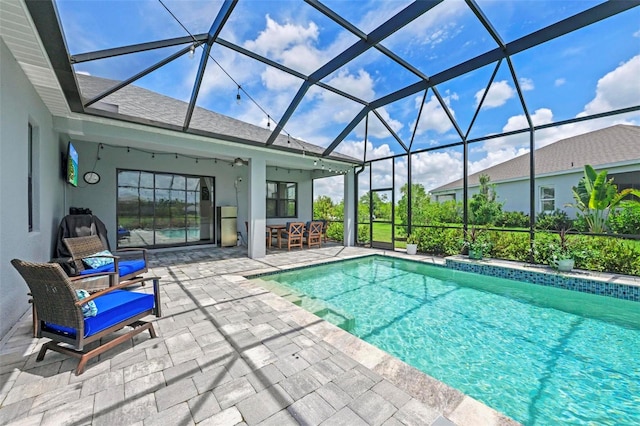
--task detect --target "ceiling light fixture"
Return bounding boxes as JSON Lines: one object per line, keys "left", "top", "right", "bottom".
{"left": 233, "top": 157, "right": 245, "bottom": 167}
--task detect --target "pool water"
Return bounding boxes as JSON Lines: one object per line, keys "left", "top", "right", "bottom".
{"left": 266, "top": 256, "right": 640, "bottom": 425}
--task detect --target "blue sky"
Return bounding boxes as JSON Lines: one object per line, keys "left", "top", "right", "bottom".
{"left": 56, "top": 0, "right": 640, "bottom": 201}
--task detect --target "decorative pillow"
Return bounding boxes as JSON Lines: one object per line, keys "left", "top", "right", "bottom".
{"left": 75, "top": 289, "right": 98, "bottom": 317}
{"left": 83, "top": 250, "right": 114, "bottom": 269}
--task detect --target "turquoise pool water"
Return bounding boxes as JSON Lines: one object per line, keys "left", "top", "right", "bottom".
{"left": 265, "top": 256, "right": 640, "bottom": 425}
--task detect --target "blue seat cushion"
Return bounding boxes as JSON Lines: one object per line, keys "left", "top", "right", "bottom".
{"left": 79, "top": 259, "right": 145, "bottom": 277}
{"left": 44, "top": 290, "right": 154, "bottom": 338}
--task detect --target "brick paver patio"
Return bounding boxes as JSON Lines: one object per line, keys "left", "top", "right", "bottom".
{"left": 0, "top": 245, "right": 516, "bottom": 425}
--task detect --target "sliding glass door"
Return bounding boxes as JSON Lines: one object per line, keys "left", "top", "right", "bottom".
{"left": 117, "top": 170, "right": 215, "bottom": 248}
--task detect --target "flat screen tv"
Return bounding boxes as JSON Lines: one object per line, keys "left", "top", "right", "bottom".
{"left": 66, "top": 141, "right": 79, "bottom": 187}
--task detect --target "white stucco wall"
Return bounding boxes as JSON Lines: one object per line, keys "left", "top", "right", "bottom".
{"left": 66, "top": 140, "right": 314, "bottom": 249}
{"left": 0, "top": 40, "right": 65, "bottom": 337}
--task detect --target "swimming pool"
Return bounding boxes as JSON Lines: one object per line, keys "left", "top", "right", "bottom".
{"left": 263, "top": 256, "right": 640, "bottom": 425}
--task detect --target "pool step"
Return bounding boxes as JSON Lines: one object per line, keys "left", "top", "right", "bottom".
{"left": 251, "top": 279, "right": 355, "bottom": 331}
{"left": 320, "top": 308, "right": 356, "bottom": 332}
{"left": 252, "top": 279, "right": 302, "bottom": 306}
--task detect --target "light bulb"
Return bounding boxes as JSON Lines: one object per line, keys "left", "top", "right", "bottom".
{"left": 189, "top": 44, "right": 195, "bottom": 59}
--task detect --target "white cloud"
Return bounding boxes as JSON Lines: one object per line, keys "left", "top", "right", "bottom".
{"left": 337, "top": 139, "right": 395, "bottom": 162}
{"left": 634, "top": 30, "right": 640, "bottom": 38}
{"left": 469, "top": 146, "right": 529, "bottom": 174}
{"left": 519, "top": 77, "right": 534, "bottom": 91}
{"left": 362, "top": 107, "right": 404, "bottom": 139}
{"left": 413, "top": 93, "right": 457, "bottom": 135}
{"left": 244, "top": 15, "right": 320, "bottom": 60}
{"left": 411, "top": 150, "right": 464, "bottom": 192}
{"left": 326, "top": 69, "right": 376, "bottom": 103}
{"left": 503, "top": 108, "right": 554, "bottom": 133}
{"left": 382, "top": 1, "right": 467, "bottom": 52}
{"left": 580, "top": 55, "right": 640, "bottom": 116}
{"left": 554, "top": 78, "right": 566, "bottom": 87}
{"left": 313, "top": 175, "right": 345, "bottom": 203}
{"left": 475, "top": 80, "right": 515, "bottom": 109}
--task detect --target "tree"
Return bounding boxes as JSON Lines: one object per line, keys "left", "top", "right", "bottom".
{"left": 397, "top": 183, "right": 430, "bottom": 226}
{"left": 313, "top": 195, "right": 335, "bottom": 220}
{"left": 568, "top": 165, "right": 640, "bottom": 233}
{"left": 469, "top": 174, "right": 503, "bottom": 225}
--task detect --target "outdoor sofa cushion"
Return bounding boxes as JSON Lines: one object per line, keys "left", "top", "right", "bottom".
{"left": 44, "top": 290, "right": 154, "bottom": 338}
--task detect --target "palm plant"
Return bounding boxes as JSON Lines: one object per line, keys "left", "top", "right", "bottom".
{"left": 569, "top": 165, "right": 640, "bottom": 233}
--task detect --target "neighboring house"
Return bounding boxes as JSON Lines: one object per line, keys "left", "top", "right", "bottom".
{"left": 431, "top": 125, "right": 640, "bottom": 217}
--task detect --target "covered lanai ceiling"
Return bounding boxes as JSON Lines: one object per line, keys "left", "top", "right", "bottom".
{"left": 24, "top": 0, "right": 640, "bottom": 164}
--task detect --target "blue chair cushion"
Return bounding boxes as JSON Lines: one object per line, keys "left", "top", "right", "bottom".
{"left": 45, "top": 290, "right": 154, "bottom": 338}
{"left": 79, "top": 259, "right": 146, "bottom": 277}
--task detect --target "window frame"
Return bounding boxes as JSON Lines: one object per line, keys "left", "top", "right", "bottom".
{"left": 116, "top": 169, "right": 215, "bottom": 249}
{"left": 266, "top": 180, "right": 298, "bottom": 219}
{"left": 539, "top": 185, "right": 555, "bottom": 213}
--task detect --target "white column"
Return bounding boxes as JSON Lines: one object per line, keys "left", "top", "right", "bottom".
{"left": 343, "top": 171, "right": 355, "bottom": 246}
{"left": 248, "top": 158, "right": 267, "bottom": 258}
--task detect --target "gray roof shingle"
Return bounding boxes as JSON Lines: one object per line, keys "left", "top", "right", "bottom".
{"left": 432, "top": 124, "right": 640, "bottom": 192}
{"left": 76, "top": 74, "right": 357, "bottom": 162}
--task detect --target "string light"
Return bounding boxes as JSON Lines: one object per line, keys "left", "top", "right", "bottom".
{"left": 236, "top": 85, "right": 241, "bottom": 104}
{"left": 267, "top": 115, "right": 270, "bottom": 129}
{"left": 189, "top": 43, "right": 195, "bottom": 59}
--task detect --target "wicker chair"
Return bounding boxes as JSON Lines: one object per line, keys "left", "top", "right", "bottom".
{"left": 64, "top": 235, "right": 148, "bottom": 286}
{"left": 304, "top": 221, "right": 323, "bottom": 248}
{"left": 278, "top": 222, "right": 305, "bottom": 250}
{"left": 11, "top": 259, "right": 161, "bottom": 375}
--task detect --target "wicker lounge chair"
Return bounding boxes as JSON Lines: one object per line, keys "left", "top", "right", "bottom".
{"left": 11, "top": 259, "right": 161, "bottom": 375}
{"left": 64, "top": 235, "right": 148, "bottom": 286}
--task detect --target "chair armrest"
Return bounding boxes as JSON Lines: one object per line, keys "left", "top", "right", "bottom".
{"left": 75, "top": 276, "right": 161, "bottom": 305}
{"left": 114, "top": 247, "right": 148, "bottom": 264}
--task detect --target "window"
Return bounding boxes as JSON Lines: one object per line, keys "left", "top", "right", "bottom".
{"left": 267, "top": 181, "right": 297, "bottom": 218}
{"left": 540, "top": 186, "right": 555, "bottom": 213}
{"left": 28, "top": 123, "right": 33, "bottom": 232}
{"left": 117, "top": 170, "right": 215, "bottom": 248}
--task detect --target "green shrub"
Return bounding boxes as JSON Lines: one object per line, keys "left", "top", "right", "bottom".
{"left": 496, "top": 211, "right": 529, "bottom": 228}
{"left": 326, "top": 222, "right": 344, "bottom": 241}
{"left": 414, "top": 227, "right": 463, "bottom": 256}
{"left": 535, "top": 209, "right": 572, "bottom": 230}
{"left": 573, "top": 236, "right": 640, "bottom": 275}
{"left": 608, "top": 203, "right": 640, "bottom": 235}
{"left": 357, "top": 224, "right": 370, "bottom": 244}
{"left": 486, "top": 231, "right": 530, "bottom": 261}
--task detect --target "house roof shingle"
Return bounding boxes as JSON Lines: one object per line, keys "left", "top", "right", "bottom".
{"left": 76, "top": 74, "right": 358, "bottom": 163}
{"left": 432, "top": 125, "right": 640, "bottom": 192}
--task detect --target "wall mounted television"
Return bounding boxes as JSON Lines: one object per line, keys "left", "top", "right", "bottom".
{"left": 65, "top": 141, "right": 79, "bottom": 187}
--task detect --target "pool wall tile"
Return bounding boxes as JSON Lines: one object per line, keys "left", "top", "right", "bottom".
{"left": 445, "top": 257, "right": 640, "bottom": 302}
